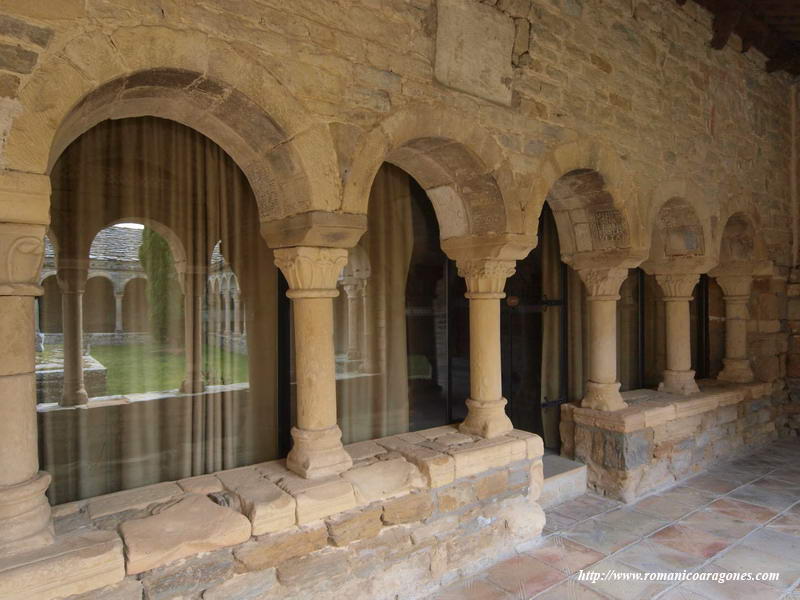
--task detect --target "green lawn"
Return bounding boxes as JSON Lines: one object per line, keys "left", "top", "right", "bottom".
{"left": 83, "top": 342, "right": 249, "bottom": 396}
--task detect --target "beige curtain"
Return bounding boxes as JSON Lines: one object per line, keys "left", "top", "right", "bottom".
{"left": 39, "top": 117, "right": 276, "bottom": 504}
{"left": 336, "top": 165, "right": 413, "bottom": 443}
{"left": 540, "top": 210, "right": 561, "bottom": 448}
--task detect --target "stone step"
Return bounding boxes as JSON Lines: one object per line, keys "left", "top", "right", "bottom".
{"left": 539, "top": 452, "right": 587, "bottom": 508}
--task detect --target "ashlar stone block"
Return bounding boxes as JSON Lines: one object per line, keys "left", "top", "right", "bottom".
{"left": 326, "top": 506, "right": 382, "bottom": 546}
{"left": 217, "top": 468, "right": 296, "bottom": 535}
{"left": 120, "top": 494, "right": 252, "bottom": 575}
{"left": 275, "top": 474, "right": 356, "bottom": 525}
{"left": 447, "top": 436, "right": 527, "bottom": 479}
{"left": 87, "top": 481, "right": 182, "bottom": 519}
{"left": 341, "top": 457, "right": 425, "bottom": 503}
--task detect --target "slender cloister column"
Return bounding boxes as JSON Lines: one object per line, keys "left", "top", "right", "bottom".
{"left": 716, "top": 274, "right": 755, "bottom": 383}
{"left": 232, "top": 292, "right": 241, "bottom": 335}
{"left": 578, "top": 267, "right": 629, "bottom": 411}
{"left": 56, "top": 262, "right": 89, "bottom": 406}
{"left": 656, "top": 273, "right": 700, "bottom": 395}
{"left": 274, "top": 246, "right": 353, "bottom": 478}
{"left": 457, "top": 259, "right": 516, "bottom": 438}
{"left": 223, "top": 290, "right": 232, "bottom": 335}
{"left": 114, "top": 292, "right": 123, "bottom": 334}
{"left": 342, "top": 277, "right": 366, "bottom": 363}
{"left": 180, "top": 267, "right": 206, "bottom": 394}
{"left": 0, "top": 222, "right": 54, "bottom": 555}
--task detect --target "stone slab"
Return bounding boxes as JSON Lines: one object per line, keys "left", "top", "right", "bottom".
{"left": 447, "top": 436, "right": 527, "bottom": 479}
{"left": 376, "top": 436, "right": 455, "bottom": 487}
{"left": 275, "top": 475, "right": 356, "bottom": 525}
{"left": 202, "top": 569, "right": 277, "bottom": 600}
{"left": 234, "top": 525, "right": 327, "bottom": 571}
{"left": 87, "top": 482, "right": 182, "bottom": 519}
{"left": 178, "top": 474, "right": 223, "bottom": 495}
{"left": 120, "top": 494, "right": 252, "bottom": 575}
{"left": 0, "top": 530, "right": 124, "bottom": 600}
{"left": 217, "top": 469, "right": 296, "bottom": 535}
{"left": 341, "top": 457, "right": 425, "bottom": 503}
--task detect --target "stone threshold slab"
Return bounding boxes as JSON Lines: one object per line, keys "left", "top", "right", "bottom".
{"left": 565, "top": 381, "right": 773, "bottom": 433}
{"left": 0, "top": 530, "right": 124, "bottom": 600}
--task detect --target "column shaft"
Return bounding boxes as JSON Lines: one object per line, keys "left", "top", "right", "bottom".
{"left": 0, "top": 222, "right": 54, "bottom": 555}
{"left": 58, "top": 266, "right": 88, "bottom": 406}
{"left": 274, "top": 247, "right": 352, "bottom": 478}
{"left": 180, "top": 271, "right": 205, "bottom": 394}
{"left": 656, "top": 273, "right": 700, "bottom": 395}
{"left": 716, "top": 275, "right": 754, "bottom": 383}
{"left": 457, "top": 259, "right": 514, "bottom": 438}
{"left": 114, "top": 293, "right": 123, "bottom": 334}
{"left": 233, "top": 294, "right": 241, "bottom": 335}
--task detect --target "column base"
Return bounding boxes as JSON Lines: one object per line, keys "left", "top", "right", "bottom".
{"left": 658, "top": 369, "right": 700, "bottom": 396}
{"left": 0, "top": 472, "right": 53, "bottom": 558}
{"left": 61, "top": 389, "right": 88, "bottom": 406}
{"left": 459, "top": 398, "right": 514, "bottom": 438}
{"left": 718, "top": 358, "right": 754, "bottom": 383}
{"left": 287, "top": 426, "right": 353, "bottom": 479}
{"left": 581, "top": 381, "right": 627, "bottom": 411}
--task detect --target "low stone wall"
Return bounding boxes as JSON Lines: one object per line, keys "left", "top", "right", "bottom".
{"left": 560, "top": 381, "right": 800, "bottom": 502}
{"left": 36, "top": 359, "right": 107, "bottom": 404}
{"left": 6, "top": 426, "right": 544, "bottom": 600}
{"left": 42, "top": 333, "right": 153, "bottom": 346}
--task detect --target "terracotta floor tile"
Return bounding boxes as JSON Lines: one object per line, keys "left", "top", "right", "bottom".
{"left": 433, "top": 578, "right": 512, "bottom": 600}
{"left": 524, "top": 535, "right": 605, "bottom": 575}
{"left": 649, "top": 524, "right": 731, "bottom": 559}
{"left": 683, "top": 473, "right": 742, "bottom": 495}
{"left": 657, "top": 485, "right": 718, "bottom": 509}
{"left": 631, "top": 495, "right": 695, "bottom": 521}
{"left": 706, "top": 497, "right": 778, "bottom": 523}
{"left": 552, "top": 494, "right": 621, "bottom": 521}
{"left": 544, "top": 510, "right": 580, "bottom": 532}
{"left": 766, "top": 513, "right": 800, "bottom": 537}
{"left": 713, "top": 543, "right": 800, "bottom": 589}
{"left": 614, "top": 538, "right": 703, "bottom": 573}
{"left": 678, "top": 508, "right": 759, "bottom": 540}
{"left": 681, "top": 565, "right": 783, "bottom": 600}
{"left": 770, "top": 467, "right": 800, "bottom": 485}
{"left": 657, "top": 587, "right": 711, "bottom": 600}
{"left": 533, "top": 579, "right": 607, "bottom": 599}
{"left": 740, "top": 527, "right": 800, "bottom": 558}
{"left": 579, "top": 557, "right": 670, "bottom": 600}
{"left": 485, "top": 554, "right": 566, "bottom": 597}
{"left": 562, "top": 518, "right": 642, "bottom": 554}
{"left": 728, "top": 484, "right": 797, "bottom": 511}
{"left": 591, "top": 506, "right": 670, "bottom": 538}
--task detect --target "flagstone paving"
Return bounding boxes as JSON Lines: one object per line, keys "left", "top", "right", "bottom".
{"left": 429, "top": 438, "right": 800, "bottom": 600}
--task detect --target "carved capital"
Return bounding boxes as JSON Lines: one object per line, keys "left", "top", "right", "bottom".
{"left": 274, "top": 246, "right": 348, "bottom": 298}
{"left": 342, "top": 278, "right": 367, "bottom": 298}
{"left": 716, "top": 274, "right": 752, "bottom": 298}
{"left": 655, "top": 273, "right": 700, "bottom": 299}
{"left": 457, "top": 259, "right": 516, "bottom": 298}
{"left": 577, "top": 267, "right": 628, "bottom": 299}
{"left": 0, "top": 223, "right": 46, "bottom": 296}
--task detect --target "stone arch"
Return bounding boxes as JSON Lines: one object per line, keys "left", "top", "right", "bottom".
{"left": 528, "top": 138, "right": 642, "bottom": 257}
{"left": 6, "top": 25, "right": 341, "bottom": 221}
{"left": 84, "top": 276, "right": 115, "bottom": 333}
{"left": 718, "top": 211, "right": 768, "bottom": 266}
{"left": 122, "top": 277, "right": 149, "bottom": 332}
{"left": 106, "top": 218, "right": 187, "bottom": 280}
{"left": 642, "top": 180, "right": 718, "bottom": 274}
{"left": 342, "top": 105, "right": 515, "bottom": 240}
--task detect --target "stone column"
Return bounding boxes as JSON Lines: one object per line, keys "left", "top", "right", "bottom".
{"left": 180, "top": 268, "right": 205, "bottom": 394}
{"left": 232, "top": 292, "right": 241, "bottom": 335}
{"left": 56, "top": 262, "right": 88, "bottom": 406}
{"left": 716, "top": 274, "right": 755, "bottom": 383}
{"left": 274, "top": 246, "right": 353, "bottom": 478}
{"left": 0, "top": 222, "right": 54, "bottom": 555}
{"left": 342, "top": 278, "right": 366, "bottom": 362}
{"left": 457, "top": 259, "right": 516, "bottom": 438}
{"left": 223, "top": 291, "right": 231, "bottom": 335}
{"left": 656, "top": 273, "right": 700, "bottom": 395}
{"left": 578, "top": 267, "right": 629, "bottom": 411}
{"left": 114, "top": 292, "right": 123, "bottom": 334}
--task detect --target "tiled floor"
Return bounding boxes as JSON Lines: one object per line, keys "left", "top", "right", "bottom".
{"left": 431, "top": 439, "right": 800, "bottom": 600}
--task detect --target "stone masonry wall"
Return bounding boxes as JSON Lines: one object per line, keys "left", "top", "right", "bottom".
{"left": 0, "top": 0, "right": 794, "bottom": 265}
{"left": 562, "top": 383, "right": 800, "bottom": 502}
{"left": 18, "top": 426, "right": 546, "bottom": 600}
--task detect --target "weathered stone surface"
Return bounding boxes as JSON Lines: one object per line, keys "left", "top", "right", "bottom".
{"left": 448, "top": 437, "right": 527, "bottom": 479}
{"left": 0, "top": 15, "right": 53, "bottom": 48}
{"left": 276, "top": 547, "right": 350, "bottom": 587}
{"left": 0, "top": 530, "right": 124, "bottom": 600}
{"left": 326, "top": 506, "right": 382, "bottom": 546}
{"left": 276, "top": 474, "right": 356, "bottom": 524}
{"left": 376, "top": 437, "right": 455, "bottom": 488}
{"left": 218, "top": 468, "right": 296, "bottom": 535}
{"left": 345, "top": 440, "right": 387, "bottom": 462}
{"left": 341, "top": 457, "right": 425, "bottom": 503}
{"left": 140, "top": 549, "right": 235, "bottom": 600}
{"left": 435, "top": 0, "right": 515, "bottom": 105}
{"left": 87, "top": 482, "right": 182, "bottom": 519}
{"left": 120, "top": 494, "right": 252, "bottom": 574}
{"left": 178, "top": 474, "right": 223, "bottom": 495}
{"left": 474, "top": 470, "right": 509, "bottom": 500}
{"left": 0, "top": 42, "right": 37, "bottom": 74}
{"left": 437, "top": 480, "right": 477, "bottom": 512}
{"left": 65, "top": 578, "right": 142, "bottom": 600}
{"left": 234, "top": 525, "right": 327, "bottom": 571}
{"left": 0, "top": 73, "right": 19, "bottom": 98}
{"left": 382, "top": 492, "right": 434, "bottom": 525}
{"left": 202, "top": 569, "right": 277, "bottom": 600}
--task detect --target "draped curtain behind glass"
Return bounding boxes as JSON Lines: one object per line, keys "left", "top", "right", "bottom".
{"left": 336, "top": 165, "right": 413, "bottom": 443}
{"left": 539, "top": 210, "right": 562, "bottom": 448}
{"left": 40, "top": 117, "right": 276, "bottom": 504}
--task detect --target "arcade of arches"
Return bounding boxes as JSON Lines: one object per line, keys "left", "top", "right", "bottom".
{"left": 0, "top": 1, "right": 798, "bottom": 599}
